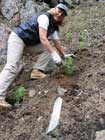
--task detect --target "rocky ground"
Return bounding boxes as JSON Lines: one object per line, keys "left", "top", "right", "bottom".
{"left": 0, "top": 2, "right": 105, "bottom": 140}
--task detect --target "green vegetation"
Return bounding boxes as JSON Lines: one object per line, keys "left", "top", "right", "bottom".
{"left": 63, "top": 57, "right": 74, "bottom": 76}
{"left": 65, "top": 32, "right": 72, "bottom": 41}
{"left": 79, "top": 35, "right": 85, "bottom": 50}
{"left": 79, "top": 41, "right": 85, "bottom": 49}
{"left": 6, "top": 86, "right": 25, "bottom": 105}
{"left": 14, "top": 86, "right": 25, "bottom": 103}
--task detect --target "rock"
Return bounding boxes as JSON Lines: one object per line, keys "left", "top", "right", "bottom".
{"left": 57, "top": 86, "right": 67, "bottom": 96}
{"left": 0, "top": 0, "right": 49, "bottom": 25}
{"left": 38, "top": 91, "right": 42, "bottom": 95}
{"left": 28, "top": 89, "right": 36, "bottom": 97}
{"left": 1, "top": 0, "right": 19, "bottom": 20}
{"left": 51, "top": 139, "right": 57, "bottom": 140}
{"left": 37, "top": 116, "right": 43, "bottom": 121}
{"left": 9, "top": 13, "right": 20, "bottom": 27}
{"left": 72, "top": 0, "right": 80, "bottom": 4}
{"left": 20, "top": 1, "right": 49, "bottom": 22}
{"left": 96, "top": 0, "right": 105, "bottom": 2}
{"left": 95, "top": 130, "right": 105, "bottom": 140}
{"left": 48, "top": 137, "right": 58, "bottom": 140}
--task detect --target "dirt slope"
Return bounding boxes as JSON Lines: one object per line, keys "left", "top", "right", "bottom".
{"left": 0, "top": 2, "right": 105, "bottom": 140}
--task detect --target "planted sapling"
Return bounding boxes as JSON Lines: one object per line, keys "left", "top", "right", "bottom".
{"left": 6, "top": 86, "right": 25, "bottom": 105}
{"left": 65, "top": 32, "right": 72, "bottom": 41}
{"left": 63, "top": 57, "right": 74, "bottom": 76}
{"left": 79, "top": 35, "right": 85, "bottom": 50}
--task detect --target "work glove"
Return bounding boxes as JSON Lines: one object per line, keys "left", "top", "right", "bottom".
{"left": 51, "top": 51, "right": 62, "bottom": 66}
{"left": 63, "top": 53, "right": 76, "bottom": 59}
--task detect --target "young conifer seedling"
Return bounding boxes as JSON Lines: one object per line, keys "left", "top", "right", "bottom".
{"left": 6, "top": 86, "right": 25, "bottom": 105}
{"left": 65, "top": 32, "right": 72, "bottom": 41}
{"left": 63, "top": 57, "right": 74, "bottom": 76}
{"left": 79, "top": 35, "right": 85, "bottom": 50}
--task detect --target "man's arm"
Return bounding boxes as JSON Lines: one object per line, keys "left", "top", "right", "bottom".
{"left": 39, "top": 27, "right": 62, "bottom": 64}
{"left": 53, "top": 39, "right": 65, "bottom": 59}
{"left": 50, "top": 31, "right": 65, "bottom": 58}
{"left": 53, "top": 40, "right": 76, "bottom": 59}
{"left": 39, "top": 27, "right": 55, "bottom": 53}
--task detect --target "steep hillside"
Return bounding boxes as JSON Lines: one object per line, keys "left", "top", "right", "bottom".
{"left": 0, "top": 2, "right": 105, "bottom": 140}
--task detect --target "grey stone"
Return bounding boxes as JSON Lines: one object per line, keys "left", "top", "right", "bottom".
{"left": 20, "top": 1, "right": 49, "bottom": 22}
{"left": 28, "top": 89, "right": 36, "bottom": 97}
{"left": 57, "top": 86, "right": 67, "bottom": 96}
{"left": 95, "top": 130, "right": 105, "bottom": 140}
{"left": 1, "top": 0, "right": 18, "bottom": 20}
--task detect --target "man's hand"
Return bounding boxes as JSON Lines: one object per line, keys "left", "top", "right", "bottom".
{"left": 51, "top": 51, "right": 62, "bottom": 65}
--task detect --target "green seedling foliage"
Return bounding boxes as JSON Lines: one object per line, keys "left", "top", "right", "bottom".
{"left": 65, "top": 32, "right": 72, "bottom": 41}
{"left": 79, "top": 41, "right": 85, "bottom": 49}
{"left": 6, "top": 86, "right": 25, "bottom": 105}
{"left": 14, "top": 86, "right": 25, "bottom": 103}
{"left": 63, "top": 57, "right": 74, "bottom": 76}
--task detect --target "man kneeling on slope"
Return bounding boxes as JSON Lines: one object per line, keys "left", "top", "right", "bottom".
{"left": 0, "top": 3, "right": 71, "bottom": 108}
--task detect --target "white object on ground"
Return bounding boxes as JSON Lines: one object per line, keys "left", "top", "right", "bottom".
{"left": 47, "top": 97, "right": 63, "bottom": 134}
{"left": 95, "top": 130, "right": 105, "bottom": 140}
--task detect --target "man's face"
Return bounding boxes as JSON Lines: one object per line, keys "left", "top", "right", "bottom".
{"left": 53, "top": 7, "right": 65, "bottom": 23}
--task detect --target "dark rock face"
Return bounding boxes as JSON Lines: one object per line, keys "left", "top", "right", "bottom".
{"left": 36, "top": 0, "right": 81, "bottom": 7}
{"left": 0, "top": 0, "right": 49, "bottom": 25}
{"left": 0, "top": 0, "right": 81, "bottom": 26}
{"left": 0, "top": 0, "right": 19, "bottom": 20}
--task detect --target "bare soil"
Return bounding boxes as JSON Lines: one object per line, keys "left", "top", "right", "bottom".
{"left": 0, "top": 2, "right": 105, "bottom": 140}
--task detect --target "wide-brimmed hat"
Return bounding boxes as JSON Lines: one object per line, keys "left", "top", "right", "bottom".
{"left": 56, "top": 3, "right": 68, "bottom": 16}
